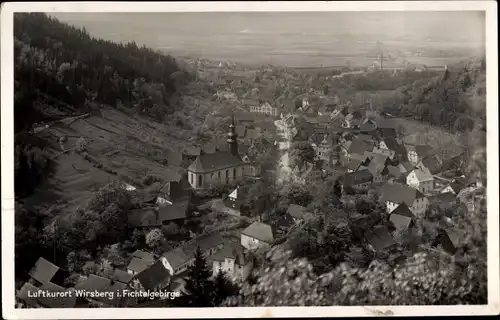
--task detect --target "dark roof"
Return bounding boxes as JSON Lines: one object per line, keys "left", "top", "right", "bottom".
{"left": 391, "top": 202, "right": 414, "bottom": 217}
{"left": 349, "top": 138, "right": 374, "bottom": 156}
{"left": 379, "top": 183, "right": 425, "bottom": 205}
{"left": 235, "top": 125, "right": 246, "bottom": 137}
{"left": 112, "top": 269, "right": 135, "bottom": 284}
{"left": 360, "top": 123, "right": 377, "bottom": 132}
{"left": 201, "top": 143, "right": 217, "bottom": 155}
{"left": 365, "top": 225, "right": 396, "bottom": 251}
{"left": 132, "top": 250, "right": 156, "bottom": 262}
{"left": 158, "top": 200, "right": 188, "bottom": 222}
{"left": 428, "top": 192, "right": 457, "bottom": 205}
{"left": 287, "top": 204, "right": 308, "bottom": 220}
{"left": 406, "top": 144, "right": 435, "bottom": 157}
{"left": 17, "top": 282, "right": 40, "bottom": 306}
{"left": 346, "top": 158, "right": 363, "bottom": 171}
{"left": 376, "top": 118, "right": 397, "bottom": 129}
{"left": 183, "top": 146, "right": 201, "bottom": 157}
{"left": 377, "top": 127, "right": 397, "bottom": 139}
{"left": 37, "top": 283, "right": 77, "bottom": 308}
{"left": 421, "top": 155, "right": 443, "bottom": 174}
{"left": 343, "top": 169, "right": 373, "bottom": 187}
{"left": 163, "top": 233, "right": 224, "bottom": 269}
{"left": 207, "top": 241, "right": 249, "bottom": 266}
{"left": 385, "top": 165, "right": 404, "bottom": 178}
{"left": 382, "top": 138, "right": 403, "bottom": 153}
{"left": 74, "top": 274, "right": 112, "bottom": 292}
{"left": 390, "top": 213, "right": 413, "bottom": 230}
{"left": 28, "top": 257, "right": 59, "bottom": 284}
{"left": 127, "top": 208, "right": 160, "bottom": 228}
{"left": 241, "top": 221, "right": 274, "bottom": 243}
{"left": 135, "top": 260, "right": 171, "bottom": 291}
{"left": 188, "top": 151, "right": 244, "bottom": 173}
{"left": 127, "top": 257, "right": 152, "bottom": 274}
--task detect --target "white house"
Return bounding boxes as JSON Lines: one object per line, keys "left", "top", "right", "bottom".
{"left": 406, "top": 165, "right": 434, "bottom": 194}
{"left": 209, "top": 242, "right": 253, "bottom": 281}
{"left": 241, "top": 221, "right": 274, "bottom": 250}
{"left": 379, "top": 182, "right": 429, "bottom": 217}
{"left": 249, "top": 101, "right": 279, "bottom": 117}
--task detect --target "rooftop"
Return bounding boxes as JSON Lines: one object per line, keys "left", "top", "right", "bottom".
{"left": 28, "top": 257, "right": 59, "bottom": 284}
{"left": 188, "top": 151, "right": 244, "bottom": 173}
{"left": 162, "top": 233, "right": 225, "bottom": 269}
{"left": 379, "top": 183, "right": 425, "bottom": 205}
{"left": 242, "top": 221, "right": 274, "bottom": 243}
{"left": 135, "top": 260, "right": 171, "bottom": 291}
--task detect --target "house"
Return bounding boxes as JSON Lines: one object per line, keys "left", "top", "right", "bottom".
{"left": 249, "top": 101, "right": 279, "bottom": 117}
{"left": 241, "top": 221, "right": 275, "bottom": 250}
{"left": 208, "top": 241, "right": 254, "bottom": 281}
{"left": 182, "top": 146, "right": 202, "bottom": 161}
{"left": 428, "top": 192, "right": 468, "bottom": 218}
{"left": 359, "top": 122, "right": 377, "bottom": 134}
{"left": 162, "top": 233, "right": 225, "bottom": 275}
{"left": 111, "top": 269, "right": 135, "bottom": 285}
{"left": 405, "top": 144, "right": 435, "bottom": 165}
{"left": 389, "top": 203, "right": 416, "bottom": 231}
{"left": 367, "top": 154, "right": 389, "bottom": 183}
{"left": 17, "top": 281, "right": 77, "bottom": 308}
{"left": 242, "top": 98, "right": 260, "bottom": 110}
{"left": 436, "top": 228, "right": 461, "bottom": 255}
{"left": 156, "top": 178, "right": 192, "bottom": 206}
{"left": 28, "top": 257, "right": 68, "bottom": 288}
{"left": 342, "top": 169, "right": 373, "bottom": 191}
{"left": 345, "top": 158, "right": 364, "bottom": 173}
{"left": 201, "top": 143, "right": 217, "bottom": 155}
{"left": 379, "top": 182, "right": 429, "bottom": 217}
{"left": 373, "top": 138, "right": 405, "bottom": 160}
{"left": 382, "top": 165, "right": 406, "bottom": 182}
{"left": 343, "top": 112, "right": 363, "bottom": 128}
{"left": 364, "top": 225, "right": 398, "bottom": 254}
{"left": 127, "top": 250, "right": 156, "bottom": 275}
{"left": 130, "top": 259, "right": 171, "bottom": 294}
{"left": 158, "top": 200, "right": 189, "bottom": 226}
{"left": 440, "top": 180, "right": 466, "bottom": 195}
{"left": 286, "top": 204, "right": 309, "bottom": 224}
{"left": 187, "top": 116, "right": 246, "bottom": 190}
{"left": 406, "top": 165, "right": 434, "bottom": 194}
{"left": 222, "top": 185, "right": 250, "bottom": 216}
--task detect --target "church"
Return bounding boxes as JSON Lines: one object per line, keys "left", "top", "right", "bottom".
{"left": 187, "top": 115, "right": 246, "bottom": 190}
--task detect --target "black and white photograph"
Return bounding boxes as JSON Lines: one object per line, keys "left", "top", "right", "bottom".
{"left": 1, "top": 1, "right": 498, "bottom": 318}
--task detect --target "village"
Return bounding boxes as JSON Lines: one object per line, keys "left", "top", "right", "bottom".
{"left": 16, "top": 56, "right": 485, "bottom": 308}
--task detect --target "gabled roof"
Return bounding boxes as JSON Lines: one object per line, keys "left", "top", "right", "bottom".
{"left": 379, "top": 183, "right": 425, "bottom": 205}
{"left": 391, "top": 202, "right": 415, "bottom": 218}
{"left": 28, "top": 257, "right": 59, "bottom": 284}
{"left": 242, "top": 221, "right": 274, "bottom": 243}
{"left": 390, "top": 214, "right": 413, "bottom": 230}
{"left": 287, "top": 204, "right": 308, "bottom": 220}
{"left": 132, "top": 250, "right": 156, "bottom": 262}
{"left": 349, "top": 138, "right": 374, "bottom": 156}
{"left": 365, "top": 225, "right": 396, "bottom": 251}
{"left": 135, "top": 260, "right": 171, "bottom": 291}
{"left": 377, "top": 127, "right": 397, "bottom": 139}
{"left": 346, "top": 159, "right": 363, "bottom": 171}
{"left": 343, "top": 169, "right": 373, "bottom": 187}
{"left": 183, "top": 146, "right": 201, "bottom": 157}
{"left": 74, "top": 274, "right": 112, "bottom": 292}
{"left": 360, "top": 123, "right": 377, "bottom": 132}
{"left": 428, "top": 192, "right": 457, "bottom": 205}
{"left": 37, "top": 284, "right": 77, "bottom": 308}
{"left": 17, "top": 282, "right": 39, "bottom": 306}
{"left": 207, "top": 241, "right": 249, "bottom": 266}
{"left": 188, "top": 151, "right": 244, "bottom": 173}
{"left": 127, "top": 257, "right": 153, "bottom": 274}
{"left": 272, "top": 213, "right": 296, "bottom": 234}
{"left": 382, "top": 138, "right": 404, "bottom": 153}
{"left": 410, "top": 166, "right": 434, "bottom": 182}
{"left": 420, "top": 155, "right": 443, "bottom": 174}
{"left": 158, "top": 200, "right": 189, "bottom": 222}
{"left": 163, "top": 233, "right": 225, "bottom": 269}
{"left": 112, "top": 269, "right": 135, "bottom": 284}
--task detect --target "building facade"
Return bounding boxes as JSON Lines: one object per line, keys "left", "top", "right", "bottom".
{"left": 249, "top": 102, "right": 279, "bottom": 117}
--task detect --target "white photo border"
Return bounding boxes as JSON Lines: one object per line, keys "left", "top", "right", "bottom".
{"left": 1, "top": 1, "right": 498, "bottom": 319}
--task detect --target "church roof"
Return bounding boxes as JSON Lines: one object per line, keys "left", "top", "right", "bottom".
{"left": 187, "top": 151, "right": 244, "bottom": 173}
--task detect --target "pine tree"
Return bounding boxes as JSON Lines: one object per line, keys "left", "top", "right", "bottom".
{"left": 333, "top": 179, "right": 342, "bottom": 199}
{"left": 185, "top": 246, "right": 213, "bottom": 307}
{"left": 212, "top": 270, "right": 238, "bottom": 306}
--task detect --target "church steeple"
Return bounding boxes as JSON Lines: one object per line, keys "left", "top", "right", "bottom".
{"left": 227, "top": 112, "right": 238, "bottom": 156}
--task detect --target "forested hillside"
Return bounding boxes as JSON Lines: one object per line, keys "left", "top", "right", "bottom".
{"left": 14, "top": 13, "right": 189, "bottom": 133}
{"left": 14, "top": 13, "right": 189, "bottom": 197}
{"left": 379, "top": 59, "right": 486, "bottom": 132}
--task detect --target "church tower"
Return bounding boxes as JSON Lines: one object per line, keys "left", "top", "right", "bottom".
{"left": 227, "top": 113, "right": 239, "bottom": 156}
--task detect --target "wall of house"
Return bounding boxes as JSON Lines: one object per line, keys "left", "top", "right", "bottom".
{"left": 441, "top": 185, "right": 456, "bottom": 194}
{"left": 410, "top": 198, "right": 429, "bottom": 217}
{"left": 241, "top": 234, "right": 268, "bottom": 250}
{"left": 408, "top": 151, "right": 418, "bottom": 164}
{"left": 373, "top": 147, "right": 395, "bottom": 159}
{"left": 386, "top": 201, "right": 399, "bottom": 213}
{"left": 188, "top": 165, "right": 245, "bottom": 189}
{"left": 244, "top": 164, "right": 261, "bottom": 177}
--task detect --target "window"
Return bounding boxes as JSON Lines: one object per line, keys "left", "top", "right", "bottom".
{"left": 218, "top": 171, "right": 221, "bottom": 178}
{"left": 198, "top": 175, "right": 203, "bottom": 187}
{"left": 189, "top": 173, "right": 192, "bottom": 184}
{"left": 233, "top": 168, "right": 236, "bottom": 177}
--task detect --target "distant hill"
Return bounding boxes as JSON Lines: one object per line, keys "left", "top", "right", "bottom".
{"left": 382, "top": 56, "right": 486, "bottom": 132}
{"left": 14, "top": 13, "right": 189, "bottom": 134}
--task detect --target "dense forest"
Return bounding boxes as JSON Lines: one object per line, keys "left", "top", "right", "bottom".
{"left": 14, "top": 13, "right": 188, "bottom": 198}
